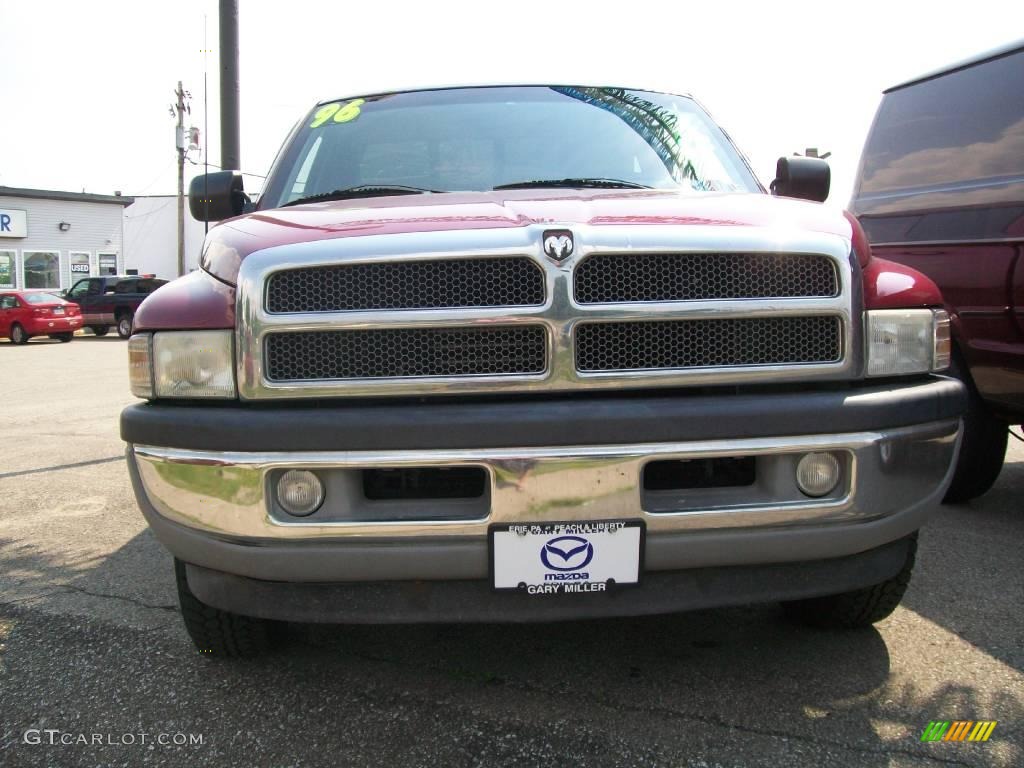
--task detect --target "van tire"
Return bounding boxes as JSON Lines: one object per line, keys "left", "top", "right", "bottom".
{"left": 175, "top": 559, "right": 276, "bottom": 657}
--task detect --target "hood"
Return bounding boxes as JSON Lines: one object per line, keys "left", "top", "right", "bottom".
{"left": 201, "top": 189, "right": 855, "bottom": 285}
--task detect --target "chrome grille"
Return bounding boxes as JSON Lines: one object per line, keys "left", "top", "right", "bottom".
{"left": 574, "top": 252, "right": 838, "bottom": 304}
{"left": 265, "top": 326, "right": 547, "bottom": 381}
{"left": 238, "top": 226, "right": 856, "bottom": 400}
{"left": 266, "top": 256, "right": 544, "bottom": 313}
{"left": 575, "top": 316, "right": 841, "bottom": 372}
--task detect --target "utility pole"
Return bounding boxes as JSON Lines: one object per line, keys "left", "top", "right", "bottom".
{"left": 219, "top": 0, "right": 240, "bottom": 171}
{"left": 173, "top": 81, "right": 188, "bottom": 277}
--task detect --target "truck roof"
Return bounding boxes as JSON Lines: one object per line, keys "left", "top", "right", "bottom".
{"left": 317, "top": 82, "right": 694, "bottom": 107}
{"left": 885, "top": 38, "right": 1024, "bottom": 93}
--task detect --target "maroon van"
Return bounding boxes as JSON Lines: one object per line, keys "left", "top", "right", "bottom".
{"left": 850, "top": 40, "right": 1024, "bottom": 502}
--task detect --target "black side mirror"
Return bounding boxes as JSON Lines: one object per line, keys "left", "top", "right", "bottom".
{"left": 188, "top": 171, "right": 247, "bottom": 221}
{"left": 770, "top": 157, "right": 830, "bottom": 202}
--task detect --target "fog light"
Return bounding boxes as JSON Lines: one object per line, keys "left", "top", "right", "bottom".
{"left": 277, "top": 470, "right": 324, "bottom": 516}
{"left": 795, "top": 452, "right": 841, "bottom": 497}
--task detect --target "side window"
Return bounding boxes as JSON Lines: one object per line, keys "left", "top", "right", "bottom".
{"left": 114, "top": 280, "right": 136, "bottom": 294}
{"left": 68, "top": 280, "right": 91, "bottom": 299}
{"left": 136, "top": 279, "right": 163, "bottom": 294}
{"left": 0, "top": 295, "right": 17, "bottom": 309}
{"left": 860, "top": 50, "right": 1024, "bottom": 197}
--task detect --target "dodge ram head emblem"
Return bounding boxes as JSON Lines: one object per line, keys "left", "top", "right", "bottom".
{"left": 542, "top": 230, "right": 574, "bottom": 261}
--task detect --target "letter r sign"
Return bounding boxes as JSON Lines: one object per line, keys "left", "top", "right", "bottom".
{"left": 0, "top": 209, "right": 27, "bottom": 237}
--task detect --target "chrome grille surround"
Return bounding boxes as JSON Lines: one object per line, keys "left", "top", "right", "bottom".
{"left": 236, "top": 224, "right": 858, "bottom": 400}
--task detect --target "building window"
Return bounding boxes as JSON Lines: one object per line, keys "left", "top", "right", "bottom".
{"left": 98, "top": 252, "right": 118, "bottom": 275}
{"left": 0, "top": 250, "right": 14, "bottom": 287}
{"left": 69, "top": 250, "right": 92, "bottom": 279}
{"left": 23, "top": 251, "right": 61, "bottom": 289}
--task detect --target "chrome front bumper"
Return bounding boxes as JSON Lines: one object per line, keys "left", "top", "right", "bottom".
{"left": 128, "top": 417, "right": 959, "bottom": 581}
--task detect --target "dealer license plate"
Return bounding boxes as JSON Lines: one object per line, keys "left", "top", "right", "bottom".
{"left": 490, "top": 520, "right": 643, "bottom": 594}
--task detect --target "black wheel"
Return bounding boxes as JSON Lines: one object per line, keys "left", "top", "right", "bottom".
{"left": 116, "top": 312, "right": 134, "bottom": 339}
{"left": 89, "top": 326, "right": 110, "bottom": 337}
{"left": 175, "top": 559, "right": 276, "bottom": 657}
{"left": 9, "top": 323, "right": 28, "bottom": 344}
{"left": 944, "top": 352, "right": 1007, "bottom": 503}
{"left": 49, "top": 332, "right": 74, "bottom": 343}
{"left": 782, "top": 535, "right": 917, "bottom": 628}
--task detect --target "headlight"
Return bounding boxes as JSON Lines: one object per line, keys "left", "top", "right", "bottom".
{"left": 134, "top": 330, "right": 236, "bottom": 399}
{"left": 866, "top": 309, "right": 950, "bottom": 377}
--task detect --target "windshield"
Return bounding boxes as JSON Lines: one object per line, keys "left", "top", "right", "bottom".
{"left": 23, "top": 292, "right": 65, "bottom": 304}
{"left": 261, "top": 86, "right": 759, "bottom": 208}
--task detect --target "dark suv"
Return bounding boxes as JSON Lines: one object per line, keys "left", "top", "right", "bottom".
{"left": 850, "top": 40, "right": 1024, "bottom": 502}
{"left": 65, "top": 275, "right": 168, "bottom": 339}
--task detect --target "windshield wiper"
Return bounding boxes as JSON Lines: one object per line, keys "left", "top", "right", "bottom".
{"left": 493, "top": 177, "right": 652, "bottom": 191}
{"left": 282, "top": 184, "right": 438, "bottom": 207}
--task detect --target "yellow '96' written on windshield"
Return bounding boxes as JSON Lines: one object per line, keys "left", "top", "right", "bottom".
{"left": 309, "top": 99, "right": 366, "bottom": 128}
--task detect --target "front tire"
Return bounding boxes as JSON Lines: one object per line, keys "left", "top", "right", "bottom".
{"left": 175, "top": 559, "right": 276, "bottom": 657}
{"left": 9, "top": 323, "right": 28, "bottom": 344}
{"left": 782, "top": 535, "right": 917, "bottom": 628}
{"left": 116, "top": 312, "right": 134, "bottom": 339}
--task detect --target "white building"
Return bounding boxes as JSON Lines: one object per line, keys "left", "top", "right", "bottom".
{"left": 123, "top": 195, "right": 208, "bottom": 279}
{"left": 0, "top": 187, "right": 134, "bottom": 291}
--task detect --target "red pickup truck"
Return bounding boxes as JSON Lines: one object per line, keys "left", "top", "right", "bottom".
{"left": 121, "top": 85, "right": 964, "bottom": 656}
{"left": 850, "top": 40, "right": 1024, "bottom": 502}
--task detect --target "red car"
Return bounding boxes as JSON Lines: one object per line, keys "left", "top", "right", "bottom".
{"left": 0, "top": 290, "right": 82, "bottom": 343}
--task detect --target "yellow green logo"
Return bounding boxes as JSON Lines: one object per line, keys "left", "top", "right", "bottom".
{"left": 920, "top": 721, "right": 997, "bottom": 742}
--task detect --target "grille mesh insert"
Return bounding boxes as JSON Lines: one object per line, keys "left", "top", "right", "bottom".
{"left": 576, "top": 316, "right": 841, "bottom": 372}
{"left": 266, "top": 257, "right": 544, "bottom": 313}
{"left": 265, "top": 326, "right": 547, "bottom": 381}
{"left": 574, "top": 252, "right": 838, "bottom": 304}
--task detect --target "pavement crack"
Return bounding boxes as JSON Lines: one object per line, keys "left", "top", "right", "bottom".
{"left": 18, "top": 583, "right": 179, "bottom": 614}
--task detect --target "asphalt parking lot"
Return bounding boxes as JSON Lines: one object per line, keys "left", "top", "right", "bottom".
{"left": 0, "top": 337, "right": 1021, "bottom": 767}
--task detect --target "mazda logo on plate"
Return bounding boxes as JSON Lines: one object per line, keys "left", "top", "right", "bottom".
{"left": 540, "top": 535, "right": 594, "bottom": 571}
{"left": 542, "top": 229, "right": 574, "bottom": 261}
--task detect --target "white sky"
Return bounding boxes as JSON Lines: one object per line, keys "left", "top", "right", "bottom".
{"left": 1, "top": 1, "right": 1020, "bottom": 208}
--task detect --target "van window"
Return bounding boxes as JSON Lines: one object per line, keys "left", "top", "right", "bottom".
{"left": 859, "top": 50, "right": 1024, "bottom": 197}
{"left": 114, "top": 280, "right": 137, "bottom": 294}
